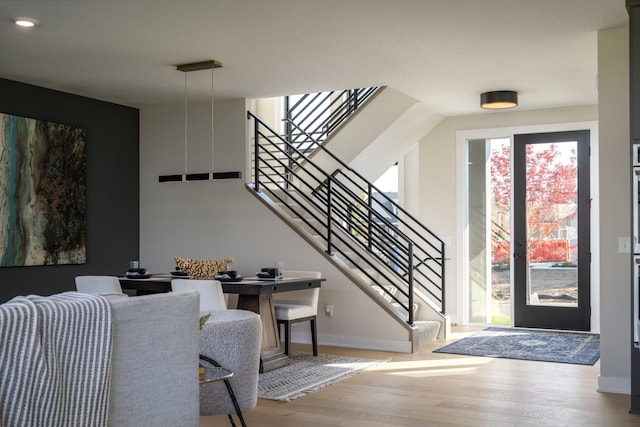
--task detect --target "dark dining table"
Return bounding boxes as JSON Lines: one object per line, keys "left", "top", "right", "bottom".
{"left": 119, "top": 274, "right": 323, "bottom": 372}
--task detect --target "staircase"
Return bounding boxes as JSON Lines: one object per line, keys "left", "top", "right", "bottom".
{"left": 246, "top": 89, "right": 448, "bottom": 350}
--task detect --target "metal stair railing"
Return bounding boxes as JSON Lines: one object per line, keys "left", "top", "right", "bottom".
{"left": 288, "top": 119, "right": 446, "bottom": 312}
{"left": 285, "top": 87, "right": 379, "bottom": 165}
{"left": 248, "top": 110, "right": 446, "bottom": 323}
{"left": 249, "top": 111, "right": 417, "bottom": 323}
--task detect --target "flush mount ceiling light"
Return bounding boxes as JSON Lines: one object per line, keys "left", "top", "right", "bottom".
{"left": 159, "top": 60, "right": 242, "bottom": 183}
{"left": 12, "top": 17, "right": 38, "bottom": 28}
{"left": 480, "top": 90, "right": 518, "bottom": 110}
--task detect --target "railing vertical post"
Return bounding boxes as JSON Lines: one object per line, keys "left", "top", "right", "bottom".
{"left": 284, "top": 96, "right": 292, "bottom": 189}
{"left": 253, "top": 115, "right": 260, "bottom": 192}
{"left": 408, "top": 242, "right": 414, "bottom": 325}
{"left": 367, "top": 184, "right": 373, "bottom": 252}
{"left": 440, "top": 241, "right": 446, "bottom": 313}
{"left": 326, "top": 179, "right": 332, "bottom": 254}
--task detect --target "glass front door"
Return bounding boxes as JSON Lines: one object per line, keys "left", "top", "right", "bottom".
{"left": 465, "top": 130, "right": 591, "bottom": 331}
{"left": 513, "top": 130, "right": 590, "bottom": 330}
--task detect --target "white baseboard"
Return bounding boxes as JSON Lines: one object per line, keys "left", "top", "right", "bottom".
{"left": 289, "top": 330, "right": 412, "bottom": 353}
{"left": 597, "top": 375, "right": 630, "bottom": 395}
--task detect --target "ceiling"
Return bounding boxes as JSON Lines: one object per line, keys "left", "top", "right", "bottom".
{"left": 0, "top": 0, "right": 629, "bottom": 117}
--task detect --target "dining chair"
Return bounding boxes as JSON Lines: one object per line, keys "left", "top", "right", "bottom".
{"left": 75, "top": 275, "right": 125, "bottom": 295}
{"left": 272, "top": 270, "right": 321, "bottom": 356}
{"left": 171, "top": 279, "right": 226, "bottom": 316}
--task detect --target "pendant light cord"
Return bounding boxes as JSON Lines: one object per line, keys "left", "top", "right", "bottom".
{"left": 211, "top": 68, "right": 215, "bottom": 173}
{"left": 184, "top": 72, "right": 188, "bottom": 176}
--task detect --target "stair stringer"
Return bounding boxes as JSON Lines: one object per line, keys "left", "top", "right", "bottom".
{"left": 247, "top": 183, "right": 445, "bottom": 351}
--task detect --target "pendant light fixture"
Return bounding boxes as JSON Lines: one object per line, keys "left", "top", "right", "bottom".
{"left": 159, "top": 60, "right": 242, "bottom": 183}
{"left": 480, "top": 90, "right": 518, "bottom": 110}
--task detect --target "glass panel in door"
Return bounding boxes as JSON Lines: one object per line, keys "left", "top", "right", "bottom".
{"left": 525, "top": 141, "right": 578, "bottom": 308}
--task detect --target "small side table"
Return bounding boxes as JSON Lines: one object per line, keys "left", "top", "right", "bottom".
{"left": 199, "top": 355, "right": 246, "bottom": 427}
{"left": 200, "top": 366, "right": 234, "bottom": 383}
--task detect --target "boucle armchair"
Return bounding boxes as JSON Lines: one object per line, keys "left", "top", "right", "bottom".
{"left": 199, "top": 309, "right": 262, "bottom": 420}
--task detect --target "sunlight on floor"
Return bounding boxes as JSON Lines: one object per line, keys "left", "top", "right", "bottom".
{"left": 370, "top": 356, "right": 492, "bottom": 377}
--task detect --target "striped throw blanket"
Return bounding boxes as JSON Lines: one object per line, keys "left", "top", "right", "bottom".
{"left": 0, "top": 292, "right": 113, "bottom": 427}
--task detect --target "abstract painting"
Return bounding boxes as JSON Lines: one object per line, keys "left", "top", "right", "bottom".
{"left": 0, "top": 113, "right": 86, "bottom": 267}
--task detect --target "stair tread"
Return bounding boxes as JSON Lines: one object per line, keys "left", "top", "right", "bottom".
{"left": 413, "top": 320, "right": 440, "bottom": 347}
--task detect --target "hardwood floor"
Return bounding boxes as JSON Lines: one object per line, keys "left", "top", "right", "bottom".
{"left": 199, "top": 327, "right": 637, "bottom": 426}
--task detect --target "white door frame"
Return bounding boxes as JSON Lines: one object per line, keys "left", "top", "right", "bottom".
{"left": 456, "top": 121, "right": 600, "bottom": 332}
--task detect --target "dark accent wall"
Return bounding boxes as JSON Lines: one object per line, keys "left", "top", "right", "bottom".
{"left": 0, "top": 78, "right": 139, "bottom": 302}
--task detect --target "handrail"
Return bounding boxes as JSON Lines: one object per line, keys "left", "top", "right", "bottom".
{"left": 247, "top": 91, "right": 446, "bottom": 322}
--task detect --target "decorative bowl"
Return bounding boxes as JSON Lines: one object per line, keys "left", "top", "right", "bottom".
{"left": 174, "top": 256, "right": 234, "bottom": 279}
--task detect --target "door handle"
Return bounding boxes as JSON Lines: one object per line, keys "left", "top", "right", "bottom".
{"left": 514, "top": 241, "right": 524, "bottom": 259}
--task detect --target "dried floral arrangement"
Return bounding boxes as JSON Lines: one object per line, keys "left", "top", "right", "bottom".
{"left": 174, "top": 256, "right": 235, "bottom": 279}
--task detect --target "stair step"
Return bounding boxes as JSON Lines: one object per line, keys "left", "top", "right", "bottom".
{"left": 414, "top": 321, "right": 440, "bottom": 346}
{"left": 340, "top": 251, "right": 360, "bottom": 268}
{"left": 391, "top": 301, "right": 421, "bottom": 318}
{"left": 351, "top": 269, "right": 373, "bottom": 285}
{"left": 370, "top": 284, "right": 397, "bottom": 303}
{"left": 275, "top": 202, "right": 300, "bottom": 215}
{"left": 360, "top": 267, "right": 380, "bottom": 281}
{"left": 292, "top": 218, "right": 326, "bottom": 236}
{"left": 311, "top": 234, "right": 326, "bottom": 248}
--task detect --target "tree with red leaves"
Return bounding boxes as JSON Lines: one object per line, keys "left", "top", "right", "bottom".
{"left": 490, "top": 142, "right": 577, "bottom": 263}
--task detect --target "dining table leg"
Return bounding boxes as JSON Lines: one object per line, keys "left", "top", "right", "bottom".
{"left": 236, "top": 294, "right": 289, "bottom": 373}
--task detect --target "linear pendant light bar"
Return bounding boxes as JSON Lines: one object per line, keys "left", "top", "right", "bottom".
{"left": 159, "top": 171, "right": 243, "bottom": 183}
{"left": 159, "top": 59, "right": 242, "bottom": 183}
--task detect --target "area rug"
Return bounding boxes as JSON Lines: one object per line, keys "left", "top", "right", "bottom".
{"left": 434, "top": 327, "right": 600, "bottom": 365}
{"left": 258, "top": 353, "right": 389, "bottom": 402}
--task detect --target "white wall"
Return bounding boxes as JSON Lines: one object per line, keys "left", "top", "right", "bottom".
{"left": 139, "top": 99, "right": 409, "bottom": 352}
{"left": 597, "top": 27, "right": 630, "bottom": 394}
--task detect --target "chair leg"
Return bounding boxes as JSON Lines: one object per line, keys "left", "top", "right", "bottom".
{"left": 284, "top": 321, "right": 292, "bottom": 355}
{"left": 310, "top": 317, "right": 318, "bottom": 356}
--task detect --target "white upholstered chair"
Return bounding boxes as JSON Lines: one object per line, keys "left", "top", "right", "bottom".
{"left": 272, "top": 270, "right": 321, "bottom": 356}
{"left": 171, "top": 279, "right": 226, "bottom": 316}
{"left": 75, "top": 275, "right": 125, "bottom": 295}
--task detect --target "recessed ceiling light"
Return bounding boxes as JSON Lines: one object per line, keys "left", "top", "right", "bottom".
{"left": 12, "top": 17, "right": 39, "bottom": 28}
